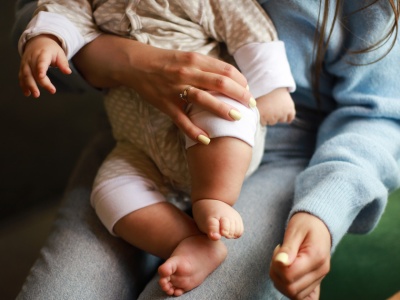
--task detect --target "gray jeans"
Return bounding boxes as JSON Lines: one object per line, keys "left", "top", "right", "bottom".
{"left": 17, "top": 108, "right": 319, "bottom": 300}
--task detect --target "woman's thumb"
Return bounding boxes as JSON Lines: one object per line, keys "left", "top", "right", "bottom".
{"left": 274, "top": 247, "right": 290, "bottom": 266}
{"left": 274, "top": 231, "right": 304, "bottom": 266}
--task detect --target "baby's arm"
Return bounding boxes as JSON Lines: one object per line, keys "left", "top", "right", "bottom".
{"left": 196, "top": 0, "right": 296, "bottom": 125}
{"left": 18, "top": 0, "right": 101, "bottom": 97}
{"left": 19, "top": 34, "right": 71, "bottom": 97}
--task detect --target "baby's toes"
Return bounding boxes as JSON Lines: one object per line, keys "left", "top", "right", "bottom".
{"left": 207, "top": 217, "right": 222, "bottom": 240}
{"left": 221, "top": 217, "right": 243, "bottom": 239}
{"left": 220, "top": 217, "right": 232, "bottom": 238}
{"left": 158, "top": 278, "right": 174, "bottom": 295}
{"left": 233, "top": 219, "right": 244, "bottom": 239}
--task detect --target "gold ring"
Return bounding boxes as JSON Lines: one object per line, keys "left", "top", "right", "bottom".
{"left": 179, "top": 86, "right": 193, "bottom": 104}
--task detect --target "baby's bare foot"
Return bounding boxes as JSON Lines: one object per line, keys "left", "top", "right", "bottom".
{"left": 158, "top": 234, "right": 227, "bottom": 296}
{"left": 193, "top": 199, "right": 244, "bottom": 240}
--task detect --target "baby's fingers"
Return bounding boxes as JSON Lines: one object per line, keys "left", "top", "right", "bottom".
{"left": 34, "top": 53, "right": 57, "bottom": 94}
{"left": 36, "top": 75, "right": 56, "bottom": 95}
{"left": 36, "top": 50, "right": 70, "bottom": 93}
{"left": 35, "top": 52, "right": 53, "bottom": 80}
{"left": 54, "top": 51, "right": 72, "bottom": 75}
{"left": 19, "top": 64, "right": 40, "bottom": 98}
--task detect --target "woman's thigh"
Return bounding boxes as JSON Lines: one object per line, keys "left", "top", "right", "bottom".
{"left": 138, "top": 121, "right": 316, "bottom": 300}
{"left": 16, "top": 131, "right": 162, "bottom": 300}
{"left": 17, "top": 117, "right": 317, "bottom": 300}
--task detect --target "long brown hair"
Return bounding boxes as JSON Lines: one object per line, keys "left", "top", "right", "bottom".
{"left": 312, "top": 0, "right": 399, "bottom": 104}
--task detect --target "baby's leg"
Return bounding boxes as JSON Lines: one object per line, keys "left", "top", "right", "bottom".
{"left": 187, "top": 137, "right": 252, "bottom": 240}
{"left": 115, "top": 202, "right": 227, "bottom": 296}
{"left": 187, "top": 136, "right": 252, "bottom": 240}
{"left": 186, "top": 93, "right": 259, "bottom": 241}
{"left": 93, "top": 144, "right": 227, "bottom": 296}
{"left": 157, "top": 234, "right": 226, "bottom": 297}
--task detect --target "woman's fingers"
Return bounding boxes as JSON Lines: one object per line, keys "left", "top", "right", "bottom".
{"left": 270, "top": 213, "right": 331, "bottom": 299}
{"left": 178, "top": 86, "right": 243, "bottom": 121}
{"left": 170, "top": 51, "right": 253, "bottom": 106}
{"left": 175, "top": 51, "right": 248, "bottom": 88}
{"left": 188, "top": 68, "right": 254, "bottom": 107}
{"left": 168, "top": 106, "right": 209, "bottom": 142}
{"left": 271, "top": 255, "right": 327, "bottom": 299}
{"left": 74, "top": 37, "right": 251, "bottom": 138}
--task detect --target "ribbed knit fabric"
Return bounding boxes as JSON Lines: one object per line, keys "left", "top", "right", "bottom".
{"left": 260, "top": 0, "right": 400, "bottom": 250}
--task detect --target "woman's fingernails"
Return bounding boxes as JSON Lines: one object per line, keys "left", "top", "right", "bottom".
{"left": 229, "top": 109, "right": 242, "bottom": 120}
{"left": 249, "top": 97, "right": 257, "bottom": 108}
{"left": 246, "top": 85, "right": 250, "bottom": 90}
{"left": 197, "top": 134, "right": 210, "bottom": 145}
{"left": 275, "top": 252, "right": 289, "bottom": 265}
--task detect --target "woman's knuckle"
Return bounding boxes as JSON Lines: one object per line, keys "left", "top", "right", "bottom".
{"left": 171, "top": 111, "right": 183, "bottom": 124}
{"left": 215, "top": 100, "right": 227, "bottom": 114}
{"left": 182, "top": 51, "right": 199, "bottom": 65}
{"left": 222, "top": 63, "right": 234, "bottom": 75}
{"left": 215, "top": 76, "right": 227, "bottom": 89}
{"left": 240, "top": 89, "right": 249, "bottom": 102}
{"left": 176, "top": 66, "right": 190, "bottom": 80}
{"left": 314, "top": 249, "right": 328, "bottom": 265}
{"left": 189, "top": 87, "right": 198, "bottom": 97}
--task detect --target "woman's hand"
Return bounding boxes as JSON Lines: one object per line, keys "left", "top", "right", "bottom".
{"left": 73, "top": 34, "right": 253, "bottom": 141}
{"left": 269, "top": 212, "right": 332, "bottom": 299}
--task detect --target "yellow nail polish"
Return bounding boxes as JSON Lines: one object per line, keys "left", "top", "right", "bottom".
{"left": 197, "top": 134, "right": 210, "bottom": 145}
{"left": 249, "top": 97, "right": 257, "bottom": 108}
{"left": 246, "top": 85, "right": 250, "bottom": 90}
{"left": 275, "top": 252, "right": 289, "bottom": 265}
{"left": 229, "top": 109, "right": 242, "bottom": 121}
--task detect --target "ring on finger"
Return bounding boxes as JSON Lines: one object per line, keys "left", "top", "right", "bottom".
{"left": 179, "top": 85, "right": 193, "bottom": 104}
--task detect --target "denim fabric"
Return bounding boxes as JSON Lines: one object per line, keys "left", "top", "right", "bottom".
{"left": 138, "top": 109, "right": 316, "bottom": 300}
{"left": 17, "top": 109, "right": 317, "bottom": 299}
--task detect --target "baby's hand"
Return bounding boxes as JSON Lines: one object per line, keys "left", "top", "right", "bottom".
{"left": 256, "top": 88, "right": 295, "bottom": 126}
{"left": 19, "top": 34, "right": 71, "bottom": 98}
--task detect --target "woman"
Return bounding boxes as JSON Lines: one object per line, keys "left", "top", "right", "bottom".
{"left": 15, "top": 0, "right": 400, "bottom": 299}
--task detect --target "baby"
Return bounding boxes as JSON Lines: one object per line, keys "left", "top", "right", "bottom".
{"left": 19, "top": 0, "right": 295, "bottom": 296}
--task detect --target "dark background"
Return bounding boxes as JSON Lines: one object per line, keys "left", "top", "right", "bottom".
{"left": 0, "top": 1, "right": 103, "bottom": 298}
{"left": 0, "top": 0, "right": 104, "bottom": 222}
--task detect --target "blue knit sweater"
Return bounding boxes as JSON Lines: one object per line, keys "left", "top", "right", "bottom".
{"left": 259, "top": 0, "right": 400, "bottom": 249}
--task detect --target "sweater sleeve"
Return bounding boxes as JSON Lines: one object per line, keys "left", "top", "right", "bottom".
{"left": 290, "top": 2, "right": 400, "bottom": 250}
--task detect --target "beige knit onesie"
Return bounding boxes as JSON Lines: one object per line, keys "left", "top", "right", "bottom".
{"left": 30, "top": 0, "right": 289, "bottom": 233}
